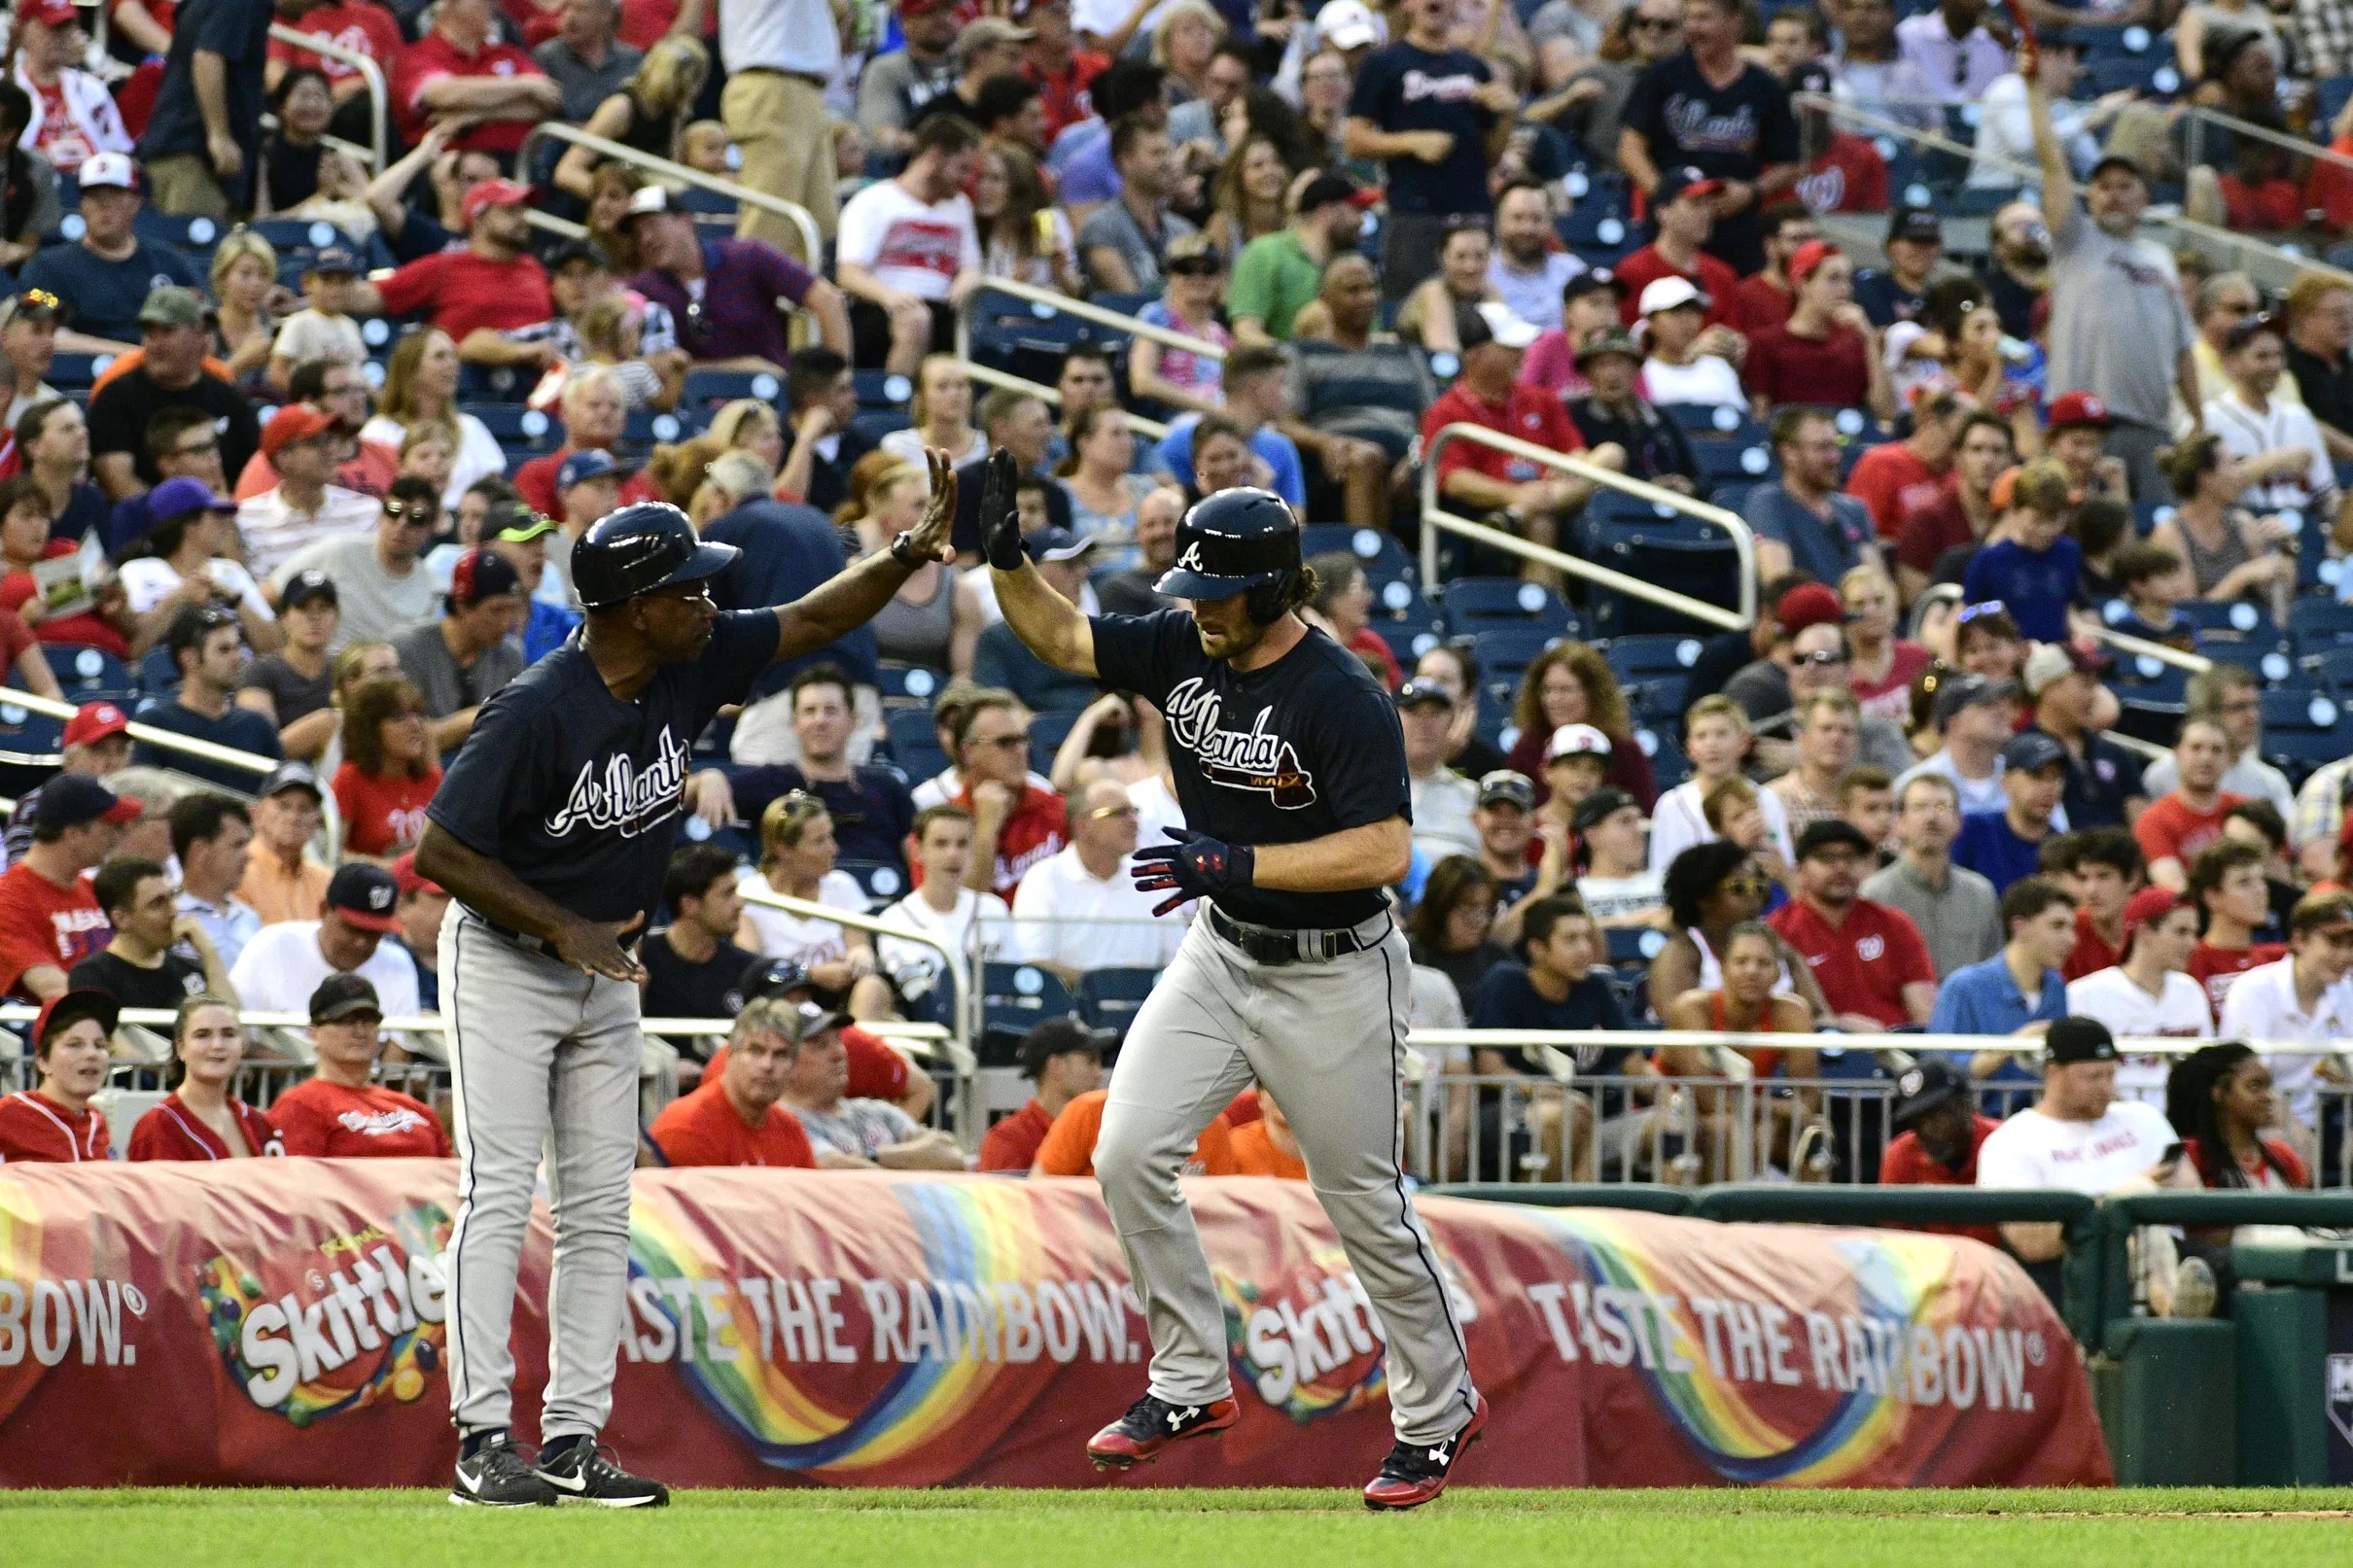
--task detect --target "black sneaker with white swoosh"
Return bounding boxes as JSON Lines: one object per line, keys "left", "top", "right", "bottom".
{"left": 533, "top": 1438, "right": 672, "bottom": 1508}
{"left": 449, "top": 1433, "right": 558, "bottom": 1508}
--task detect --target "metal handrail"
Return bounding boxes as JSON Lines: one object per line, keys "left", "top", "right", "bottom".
{"left": 1406, "top": 1028, "right": 2346, "bottom": 1056}
{"left": 265, "top": 23, "right": 389, "bottom": 174}
{"left": 1800, "top": 93, "right": 2353, "bottom": 288}
{"left": 1419, "top": 423, "right": 1759, "bottom": 632}
{"left": 2084, "top": 621, "right": 2214, "bottom": 674}
{"left": 0, "top": 688, "right": 278, "bottom": 776}
{"left": 959, "top": 275, "right": 1229, "bottom": 361}
{"left": 2181, "top": 103, "right": 2353, "bottom": 181}
{"left": 514, "top": 123, "right": 822, "bottom": 265}
{"left": 956, "top": 358, "right": 1172, "bottom": 441}
{"left": 525, "top": 210, "right": 591, "bottom": 241}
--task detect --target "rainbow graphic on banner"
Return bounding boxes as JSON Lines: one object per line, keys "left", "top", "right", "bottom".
{"left": 1535, "top": 1210, "right": 1954, "bottom": 1485}
{"left": 629, "top": 1179, "right": 1050, "bottom": 1474}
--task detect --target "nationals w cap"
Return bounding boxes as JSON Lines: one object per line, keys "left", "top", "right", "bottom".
{"left": 327, "top": 862, "right": 401, "bottom": 933}
{"left": 61, "top": 700, "right": 129, "bottom": 748}
{"left": 1891, "top": 1057, "right": 1967, "bottom": 1127}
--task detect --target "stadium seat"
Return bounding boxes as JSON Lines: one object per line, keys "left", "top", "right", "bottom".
{"left": 835, "top": 858, "right": 909, "bottom": 909}
{"left": 0, "top": 701, "right": 64, "bottom": 797}
{"left": 1028, "top": 706, "right": 1082, "bottom": 760}
{"left": 471, "top": 404, "right": 564, "bottom": 454}
{"left": 1376, "top": 589, "right": 1445, "bottom": 663}
{"left": 1441, "top": 576, "right": 1578, "bottom": 636}
{"left": 1602, "top": 632, "right": 1707, "bottom": 679}
{"left": 876, "top": 661, "right": 947, "bottom": 705}
{"left": 1471, "top": 625, "right": 1567, "bottom": 687}
{"left": 42, "top": 644, "right": 136, "bottom": 703}
{"left": 1579, "top": 509, "right": 1743, "bottom": 639}
{"left": 884, "top": 706, "right": 942, "bottom": 765}
{"left": 979, "top": 962, "right": 1076, "bottom": 1065}
{"left": 1301, "top": 523, "right": 1418, "bottom": 590}
{"left": 1073, "top": 966, "right": 1159, "bottom": 1038}
{"left": 682, "top": 366, "right": 783, "bottom": 408}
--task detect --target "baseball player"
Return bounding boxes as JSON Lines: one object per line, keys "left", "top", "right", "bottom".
{"left": 413, "top": 466, "right": 955, "bottom": 1508}
{"left": 973, "top": 451, "right": 1485, "bottom": 1510}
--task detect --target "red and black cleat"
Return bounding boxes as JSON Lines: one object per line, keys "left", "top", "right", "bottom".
{"left": 1361, "top": 1397, "right": 1488, "bottom": 1512}
{"left": 1085, "top": 1393, "right": 1240, "bottom": 1472}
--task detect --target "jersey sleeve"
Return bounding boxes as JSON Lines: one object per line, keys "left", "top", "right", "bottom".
{"left": 268, "top": 1091, "right": 330, "bottom": 1156}
{"left": 1884, "top": 908, "right": 1937, "bottom": 992}
{"left": 370, "top": 255, "right": 440, "bottom": 321}
{"left": 842, "top": 1027, "right": 910, "bottom": 1101}
{"left": 1301, "top": 655, "right": 1413, "bottom": 831}
{"left": 425, "top": 681, "right": 559, "bottom": 856}
{"left": 1087, "top": 608, "right": 1193, "bottom": 707}
{"left": 686, "top": 610, "right": 786, "bottom": 726}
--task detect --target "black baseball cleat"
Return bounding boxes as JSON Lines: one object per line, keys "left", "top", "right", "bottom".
{"left": 1086, "top": 1393, "right": 1240, "bottom": 1471}
{"left": 449, "top": 1432, "right": 558, "bottom": 1508}
{"left": 533, "top": 1438, "right": 672, "bottom": 1508}
{"left": 1362, "top": 1397, "right": 1489, "bottom": 1511}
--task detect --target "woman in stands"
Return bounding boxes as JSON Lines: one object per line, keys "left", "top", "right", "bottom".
{"left": 1892, "top": 280, "right": 2041, "bottom": 453}
{"left": 880, "top": 355, "right": 988, "bottom": 471}
{"left": 333, "top": 675, "right": 440, "bottom": 861}
{"left": 258, "top": 67, "right": 335, "bottom": 215}
{"left": 1841, "top": 564, "right": 1930, "bottom": 728}
{"left": 575, "top": 292, "right": 679, "bottom": 410}
{"left": 1646, "top": 840, "right": 1831, "bottom": 1025}
{"left": 1204, "top": 134, "right": 1292, "bottom": 261}
{"left": 737, "top": 791, "right": 896, "bottom": 1018}
{"left": 1743, "top": 242, "right": 1896, "bottom": 423}
{"left": 0, "top": 475, "right": 114, "bottom": 679}
{"left": 1152, "top": 0, "right": 1225, "bottom": 104}
{"left": 208, "top": 227, "right": 282, "bottom": 391}
{"left": 396, "top": 424, "right": 455, "bottom": 507}
{"left": 1408, "top": 854, "right": 1513, "bottom": 1014}
{"left": 553, "top": 36, "right": 711, "bottom": 197}
{"left": 1659, "top": 920, "right": 1816, "bottom": 1178}
{"left": 114, "top": 477, "right": 281, "bottom": 656}
{"left": 585, "top": 162, "right": 650, "bottom": 272}
{"left": 1131, "top": 233, "right": 1233, "bottom": 415}
{"left": 709, "top": 399, "right": 786, "bottom": 475}
{"left": 1057, "top": 404, "right": 1157, "bottom": 553}
{"left": 1502, "top": 641, "right": 1657, "bottom": 807}
{"left": 972, "top": 144, "right": 1080, "bottom": 297}
{"left": 838, "top": 450, "right": 982, "bottom": 675}
{"left": 127, "top": 993, "right": 283, "bottom": 1160}
{"left": 1397, "top": 223, "right": 1501, "bottom": 358}
{"left": 299, "top": 638, "right": 399, "bottom": 771}
{"left": 2168, "top": 1041, "right": 2306, "bottom": 1189}
{"left": 360, "top": 328, "right": 506, "bottom": 508}
{"left": 1952, "top": 600, "right": 2029, "bottom": 684}
{"left": 2149, "top": 434, "right": 2299, "bottom": 623}
{"left": 1306, "top": 549, "right": 1399, "bottom": 686}
{"left": 0, "top": 990, "right": 115, "bottom": 1162}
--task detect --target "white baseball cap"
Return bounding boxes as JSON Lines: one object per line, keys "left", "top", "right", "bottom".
{"left": 1637, "top": 275, "right": 1707, "bottom": 317}
{"left": 78, "top": 151, "right": 136, "bottom": 192}
{"left": 1469, "top": 300, "right": 1541, "bottom": 351}
{"left": 1544, "top": 723, "right": 1612, "bottom": 761}
{"left": 1317, "top": 0, "right": 1380, "bottom": 50}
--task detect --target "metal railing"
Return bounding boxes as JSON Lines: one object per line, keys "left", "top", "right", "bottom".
{"left": 959, "top": 276, "right": 1231, "bottom": 361}
{"left": 1420, "top": 423, "right": 1760, "bottom": 632}
{"left": 955, "top": 359, "right": 1170, "bottom": 441}
{"left": 2085, "top": 621, "right": 2214, "bottom": 674}
{"left": 2180, "top": 103, "right": 2353, "bottom": 190}
{"left": 514, "top": 123, "right": 823, "bottom": 266}
{"left": 0, "top": 689, "right": 279, "bottom": 780}
{"left": 265, "top": 23, "right": 389, "bottom": 174}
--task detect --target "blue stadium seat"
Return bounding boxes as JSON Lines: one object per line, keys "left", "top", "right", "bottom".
{"left": 2262, "top": 687, "right": 2351, "bottom": 777}
{"left": 623, "top": 406, "right": 687, "bottom": 445}
{"left": 1441, "top": 576, "right": 1577, "bottom": 636}
{"left": 1604, "top": 926, "right": 1669, "bottom": 967}
{"left": 1638, "top": 726, "right": 1690, "bottom": 790}
{"left": 459, "top": 363, "right": 536, "bottom": 403}
{"left": 876, "top": 661, "right": 947, "bottom": 705}
{"left": 1687, "top": 435, "right": 1776, "bottom": 487}
{"left": 854, "top": 369, "right": 913, "bottom": 408}
{"left": 979, "top": 962, "right": 1076, "bottom": 1065}
{"left": 1658, "top": 401, "right": 1767, "bottom": 441}
{"left": 1074, "top": 966, "right": 1159, "bottom": 1038}
{"left": 2172, "top": 599, "right": 2283, "bottom": 653}
{"left": 1375, "top": 588, "right": 1445, "bottom": 662}
{"left": 470, "top": 404, "right": 564, "bottom": 454}
{"left": 852, "top": 408, "right": 911, "bottom": 445}
{"left": 1471, "top": 625, "right": 1566, "bottom": 688}
{"left": 682, "top": 366, "right": 783, "bottom": 410}
{"left": 0, "top": 701, "right": 63, "bottom": 797}
{"left": 883, "top": 705, "right": 940, "bottom": 760}
{"left": 1301, "top": 523, "right": 1417, "bottom": 591}
{"left": 675, "top": 186, "right": 739, "bottom": 217}
{"left": 1028, "top": 706, "right": 1083, "bottom": 759}
{"left": 41, "top": 644, "right": 135, "bottom": 704}
{"left": 1601, "top": 632, "right": 1706, "bottom": 678}
{"left": 1578, "top": 509, "right": 1742, "bottom": 639}
{"left": 835, "top": 857, "right": 909, "bottom": 908}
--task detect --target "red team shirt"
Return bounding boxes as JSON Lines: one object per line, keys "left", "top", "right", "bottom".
{"left": 703, "top": 1025, "right": 915, "bottom": 1104}
{"left": 391, "top": 30, "right": 547, "bottom": 154}
{"left": 648, "top": 1083, "right": 818, "bottom": 1167}
{"left": 1878, "top": 1115, "right": 2003, "bottom": 1246}
{"left": 127, "top": 1094, "right": 284, "bottom": 1160}
{"left": 2062, "top": 910, "right": 2123, "bottom": 982}
{"left": 976, "top": 1098, "right": 1054, "bottom": 1172}
{"left": 0, "top": 862, "right": 111, "bottom": 999}
{"left": 2135, "top": 793, "right": 2244, "bottom": 872}
{"left": 1611, "top": 244, "right": 1740, "bottom": 329}
{"left": 1422, "top": 382, "right": 1586, "bottom": 493}
{"left": 269, "top": 1080, "right": 452, "bottom": 1157}
{"left": 334, "top": 764, "right": 442, "bottom": 858}
{"left": 1025, "top": 50, "right": 1109, "bottom": 141}
{"left": 2187, "top": 939, "right": 2287, "bottom": 1015}
{"left": 1767, "top": 896, "right": 1936, "bottom": 1028}
{"left": 1743, "top": 322, "right": 1873, "bottom": 408}
{"left": 1844, "top": 442, "right": 1953, "bottom": 540}
{"left": 0, "top": 1090, "right": 109, "bottom": 1162}
{"left": 912, "top": 783, "right": 1068, "bottom": 899}
{"left": 371, "top": 250, "right": 554, "bottom": 343}
{"left": 267, "top": 0, "right": 404, "bottom": 87}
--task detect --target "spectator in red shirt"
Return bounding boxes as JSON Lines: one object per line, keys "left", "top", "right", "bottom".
{"left": 512, "top": 369, "right": 655, "bottom": 519}
{"left": 354, "top": 179, "right": 555, "bottom": 358}
{"left": 1021, "top": 0, "right": 1107, "bottom": 143}
{"left": 1895, "top": 410, "right": 2011, "bottom": 602}
{"left": 1724, "top": 202, "right": 1816, "bottom": 333}
{"left": 1421, "top": 301, "right": 1625, "bottom": 592}
{"left": 2053, "top": 826, "right": 2144, "bottom": 981}
{"left": 269, "top": 974, "right": 453, "bottom": 1156}
{"left": 128, "top": 993, "right": 284, "bottom": 1159}
{"left": 1768, "top": 818, "right": 1938, "bottom": 1029}
{"left": 977, "top": 1016, "right": 1107, "bottom": 1171}
{"left": 1612, "top": 166, "right": 1740, "bottom": 330}
{"left": 0, "top": 775, "right": 138, "bottom": 1001}
{"left": 1876, "top": 1057, "right": 2002, "bottom": 1246}
{"left": 1844, "top": 386, "right": 1969, "bottom": 540}
{"left": 945, "top": 691, "right": 1067, "bottom": 899}
{"left": 334, "top": 674, "right": 441, "bottom": 860}
{"left": 2137, "top": 717, "right": 2244, "bottom": 890}
{"left": 390, "top": 0, "right": 563, "bottom": 155}
{"left": 266, "top": 0, "right": 404, "bottom": 113}
{"left": 0, "top": 988, "right": 117, "bottom": 1162}
{"left": 647, "top": 999, "right": 822, "bottom": 1168}
{"left": 1743, "top": 240, "right": 1897, "bottom": 423}
{"left": 2185, "top": 839, "right": 2285, "bottom": 1014}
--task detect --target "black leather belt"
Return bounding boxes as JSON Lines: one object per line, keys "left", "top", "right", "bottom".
{"left": 467, "top": 910, "right": 639, "bottom": 964}
{"left": 1206, "top": 904, "right": 1390, "bottom": 965}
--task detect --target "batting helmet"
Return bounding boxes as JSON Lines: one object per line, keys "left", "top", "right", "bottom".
{"left": 570, "top": 502, "right": 739, "bottom": 611}
{"left": 1153, "top": 487, "right": 1302, "bottom": 625}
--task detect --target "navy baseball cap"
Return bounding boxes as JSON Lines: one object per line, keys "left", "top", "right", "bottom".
{"left": 2048, "top": 1015, "right": 2119, "bottom": 1065}
{"left": 1655, "top": 166, "right": 1725, "bottom": 206}
{"left": 449, "top": 545, "right": 520, "bottom": 605}
{"left": 259, "top": 759, "right": 323, "bottom": 800}
{"left": 1891, "top": 1058, "right": 1967, "bottom": 1127}
{"left": 1395, "top": 679, "right": 1452, "bottom": 711}
{"left": 309, "top": 972, "right": 383, "bottom": 1024}
{"left": 327, "top": 862, "right": 401, "bottom": 933}
{"left": 1794, "top": 818, "right": 1874, "bottom": 860}
{"left": 1023, "top": 525, "right": 1095, "bottom": 564}
{"left": 1886, "top": 205, "right": 1942, "bottom": 245}
{"left": 558, "top": 448, "right": 623, "bottom": 490}
{"left": 742, "top": 956, "right": 814, "bottom": 999}
{"left": 304, "top": 245, "right": 360, "bottom": 276}
{"left": 148, "top": 473, "right": 234, "bottom": 523}
{"left": 281, "top": 568, "right": 338, "bottom": 610}
{"left": 2002, "top": 730, "right": 2069, "bottom": 774}
{"left": 35, "top": 773, "right": 142, "bottom": 832}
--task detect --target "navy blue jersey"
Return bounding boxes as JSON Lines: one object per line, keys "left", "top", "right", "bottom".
{"left": 1090, "top": 610, "right": 1409, "bottom": 929}
{"left": 426, "top": 610, "right": 780, "bottom": 930}
{"left": 1851, "top": 268, "right": 1925, "bottom": 330}
{"left": 1346, "top": 43, "right": 1497, "bottom": 216}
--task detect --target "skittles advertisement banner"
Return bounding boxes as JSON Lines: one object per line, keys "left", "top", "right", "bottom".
{"left": 0, "top": 1162, "right": 2110, "bottom": 1488}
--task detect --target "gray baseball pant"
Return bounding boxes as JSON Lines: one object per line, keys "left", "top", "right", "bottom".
{"left": 1093, "top": 915, "right": 1480, "bottom": 1446}
{"left": 440, "top": 910, "right": 644, "bottom": 1441}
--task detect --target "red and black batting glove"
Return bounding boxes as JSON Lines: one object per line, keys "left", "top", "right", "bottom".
{"left": 1130, "top": 827, "right": 1254, "bottom": 917}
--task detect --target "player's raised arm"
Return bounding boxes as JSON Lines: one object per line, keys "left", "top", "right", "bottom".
{"left": 770, "top": 447, "right": 963, "bottom": 663}
{"left": 977, "top": 447, "right": 1100, "bottom": 679}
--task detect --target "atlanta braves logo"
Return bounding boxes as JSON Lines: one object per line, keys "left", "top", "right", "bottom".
{"left": 1163, "top": 678, "right": 1318, "bottom": 808}
{"left": 545, "top": 727, "right": 692, "bottom": 839}
{"left": 1177, "top": 540, "right": 1207, "bottom": 571}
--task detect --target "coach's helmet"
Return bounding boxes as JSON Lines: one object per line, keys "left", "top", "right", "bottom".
{"left": 571, "top": 502, "right": 739, "bottom": 611}
{"left": 1154, "top": 487, "right": 1302, "bottom": 626}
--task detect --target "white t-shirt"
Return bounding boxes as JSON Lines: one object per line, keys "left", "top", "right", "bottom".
{"left": 1975, "top": 1099, "right": 2176, "bottom": 1195}
{"left": 1129, "top": 772, "right": 1183, "bottom": 850}
{"left": 875, "top": 886, "right": 1007, "bottom": 993}
{"left": 234, "top": 483, "right": 383, "bottom": 580}
{"left": 835, "top": 179, "right": 981, "bottom": 303}
{"left": 227, "top": 921, "right": 423, "bottom": 1018}
{"left": 1410, "top": 768, "right": 1482, "bottom": 864}
{"left": 358, "top": 413, "right": 506, "bottom": 511}
{"left": 2217, "top": 956, "right": 2353, "bottom": 1121}
{"left": 2065, "top": 966, "right": 2213, "bottom": 1105}
{"left": 117, "top": 555, "right": 272, "bottom": 622}
{"left": 737, "top": 867, "right": 869, "bottom": 965}
{"left": 1578, "top": 869, "right": 1665, "bottom": 923}
{"left": 1646, "top": 777, "right": 1797, "bottom": 874}
{"left": 271, "top": 532, "right": 439, "bottom": 651}
{"left": 2204, "top": 388, "right": 2337, "bottom": 514}
{"left": 1896, "top": 749, "right": 2011, "bottom": 819}
{"left": 1008, "top": 845, "right": 1187, "bottom": 971}
{"left": 1640, "top": 355, "right": 1743, "bottom": 409}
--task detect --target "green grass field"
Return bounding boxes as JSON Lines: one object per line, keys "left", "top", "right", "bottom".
{"left": 12, "top": 1487, "right": 2353, "bottom": 1567}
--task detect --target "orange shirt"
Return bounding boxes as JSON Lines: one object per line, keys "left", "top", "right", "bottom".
{"left": 238, "top": 849, "right": 333, "bottom": 927}
{"left": 0, "top": 1090, "right": 108, "bottom": 1162}
{"left": 977, "top": 1098, "right": 1054, "bottom": 1172}
{"left": 1031, "top": 1089, "right": 1236, "bottom": 1177}
{"left": 649, "top": 1081, "right": 818, "bottom": 1168}
{"left": 1229, "top": 1120, "right": 1308, "bottom": 1180}
{"left": 270, "top": 1079, "right": 450, "bottom": 1157}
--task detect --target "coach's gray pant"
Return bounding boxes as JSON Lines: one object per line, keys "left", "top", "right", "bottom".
{"left": 440, "top": 910, "right": 644, "bottom": 1442}
{"left": 1094, "top": 915, "right": 1480, "bottom": 1446}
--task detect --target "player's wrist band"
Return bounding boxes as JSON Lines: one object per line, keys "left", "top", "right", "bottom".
{"left": 889, "top": 530, "right": 930, "bottom": 569}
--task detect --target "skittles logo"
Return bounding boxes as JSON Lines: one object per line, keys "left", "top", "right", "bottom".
{"left": 1217, "top": 1244, "right": 1392, "bottom": 1424}
{"left": 197, "top": 1202, "right": 453, "bottom": 1426}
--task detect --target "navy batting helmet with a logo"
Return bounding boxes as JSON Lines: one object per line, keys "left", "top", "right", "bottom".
{"left": 1154, "top": 487, "right": 1302, "bottom": 625}
{"left": 570, "top": 502, "right": 740, "bottom": 611}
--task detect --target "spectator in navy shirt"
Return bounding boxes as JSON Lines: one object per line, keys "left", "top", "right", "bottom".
{"left": 625, "top": 185, "right": 852, "bottom": 370}
{"left": 1746, "top": 406, "right": 1880, "bottom": 587}
{"left": 1620, "top": 0, "right": 1800, "bottom": 275}
{"left": 1345, "top": 0, "right": 1511, "bottom": 299}
{"left": 132, "top": 605, "right": 284, "bottom": 791}
{"left": 1961, "top": 459, "right": 2082, "bottom": 643}
{"left": 1952, "top": 731, "right": 2068, "bottom": 893}
{"left": 729, "top": 663, "right": 917, "bottom": 875}
{"left": 17, "top": 153, "right": 200, "bottom": 349}
{"left": 1468, "top": 896, "right": 1643, "bottom": 1180}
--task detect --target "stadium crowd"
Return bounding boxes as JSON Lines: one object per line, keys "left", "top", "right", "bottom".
{"left": 0, "top": 0, "right": 2351, "bottom": 1272}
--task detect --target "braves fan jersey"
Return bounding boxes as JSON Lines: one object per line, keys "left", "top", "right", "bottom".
{"left": 427, "top": 610, "right": 780, "bottom": 931}
{"left": 1091, "top": 610, "right": 1409, "bottom": 929}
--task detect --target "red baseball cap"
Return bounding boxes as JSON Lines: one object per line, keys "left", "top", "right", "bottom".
{"left": 261, "top": 402, "right": 349, "bottom": 459}
{"left": 2046, "top": 391, "right": 2112, "bottom": 431}
{"left": 1774, "top": 581, "right": 1852, "bottom": 635}
{"left": 20, "top": 0, "right": 88, "bottom": 29}
{"left": 390, "top": 852, "right": 444, "bottom": 899}
{"left": 1788, "top": 238, "right": 1842, "bottom": 286}
{"left": 33, "top": 988, "right": 118, "bottom": 1054}
{"left": 62, "top": 700, "right": 129, "bottom": 748}
{"left": 2122, "top": 886, "right": 2188, "bottom": 951}
{"left": 460, "top": 177, "right": 534, "bottom": 229}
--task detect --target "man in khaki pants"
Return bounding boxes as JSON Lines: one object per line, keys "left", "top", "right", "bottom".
{"left": 719, "top": 0, "right": 842, "bottom": 262}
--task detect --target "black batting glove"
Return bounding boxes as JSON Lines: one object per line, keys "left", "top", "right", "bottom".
{"left": 1130, "top": 826, "right": 1254, "bottom": 918}
{"left": 980, "top": 446, "right": 1025, "bottom": 571}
